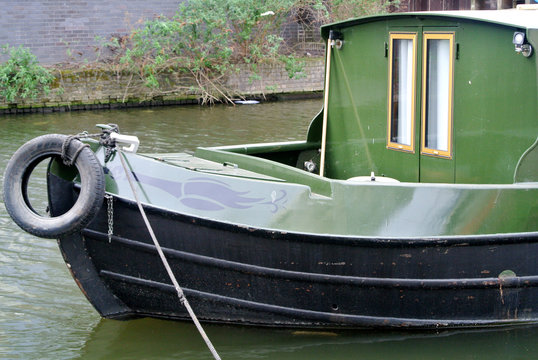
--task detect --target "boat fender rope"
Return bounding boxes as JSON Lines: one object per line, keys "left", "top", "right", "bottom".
{"left": 117, "top": 148, "right": 222, "bottom": 360}
{"left": 61, "top": 135, "right": 90, "bottom": 166}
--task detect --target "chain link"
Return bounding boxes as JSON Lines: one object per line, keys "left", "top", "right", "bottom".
{"left": 105, "top": 194, "right": 114, "bottom": 242}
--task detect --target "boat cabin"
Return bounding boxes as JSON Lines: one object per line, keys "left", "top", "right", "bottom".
{"left": 314, "top": 9, "right": 537, "bottom": 184}
{"left": 200, "top": 10, "right": 537, "bottom": 186}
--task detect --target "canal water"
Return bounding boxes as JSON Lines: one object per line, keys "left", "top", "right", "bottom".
{"left": 1, "top": 100, "right": 536, "bottom": 359}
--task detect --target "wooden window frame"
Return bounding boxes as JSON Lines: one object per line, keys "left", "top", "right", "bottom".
{"left": 420, "top": 32, "right": 455, "bottom": 159}
{"left": 387, "top": 32, "right": 417, "bottom": 153}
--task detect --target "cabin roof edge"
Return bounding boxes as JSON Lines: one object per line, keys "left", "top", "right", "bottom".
{"left": 321, "top": 10, "right": 538, "bottom": 38}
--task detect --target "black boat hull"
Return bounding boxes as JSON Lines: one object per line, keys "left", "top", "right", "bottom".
{"left": 52, "top": 178, "right": 538, "bottom": 329}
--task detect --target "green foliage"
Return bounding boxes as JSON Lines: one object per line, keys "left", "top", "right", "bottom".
{"left": 0, "top": 45, "right": 54, "bottom": 103}
{"left": 121, "top": 0, "right": 306, "bottom": 104}
{"left": 280, "top": 56, "right": 306, "bottom": 79}
{"left": 294, "top": 0, "right": 398, "bottom": 23}
{"left": 0, "top": 1, "right": 397, "bottom": 106}
{"left": 116, "top": 0, "right": 397, "bottom": 104}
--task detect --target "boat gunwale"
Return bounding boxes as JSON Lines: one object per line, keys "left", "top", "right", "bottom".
{"left": 101, "top": 189, "right": 538, "bottom": 245}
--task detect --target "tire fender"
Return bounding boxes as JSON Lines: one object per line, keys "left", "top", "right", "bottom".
{"left": 3, "top": 134, "right": 105, "bottom": 238}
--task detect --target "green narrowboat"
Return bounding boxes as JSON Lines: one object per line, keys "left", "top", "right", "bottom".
{"left": 3, "top": 9, "right": 538, "bottom": 329}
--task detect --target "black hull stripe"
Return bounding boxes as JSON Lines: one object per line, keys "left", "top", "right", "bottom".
{"left": 100, "top": 269, "right": 536, "bottom": 328}
{"left": 84, "top": 229, "right": 538, "bottom": 290}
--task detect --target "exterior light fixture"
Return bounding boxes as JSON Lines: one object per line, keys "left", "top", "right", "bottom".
{"left": 513, "top": 31, "right": 533, "bottom": 57}
{"left": 329, "top": 30, "right": 344, "bottom": 50}
{"left": 333, "top": 39, "right": 344, "bottom": 49}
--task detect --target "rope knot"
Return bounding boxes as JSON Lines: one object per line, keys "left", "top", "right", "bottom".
{"left": 61, "top": 135, "right": 90, "bottom": 166}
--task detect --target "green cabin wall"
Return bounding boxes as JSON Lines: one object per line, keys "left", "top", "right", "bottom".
{"left": 453, "top": 23, "right": 536, "bottom": 184}
{"left": 314, "top": 15, "right": 537, "bottom": 184}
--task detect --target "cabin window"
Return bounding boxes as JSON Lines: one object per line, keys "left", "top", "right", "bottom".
{"left": 421, "top": 33, "right": 454, "bottom": 158}
{"left": 387, "top": 33, "right": 417, "bottom": 152}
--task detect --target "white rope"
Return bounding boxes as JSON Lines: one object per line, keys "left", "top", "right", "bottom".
{"left": 118, "top": 149, "right": 222, "bottom": 360}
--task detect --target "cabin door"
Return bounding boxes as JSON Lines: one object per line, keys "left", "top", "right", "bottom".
{"left": 386, "top": 29, "right": 421, "bottom": 182}
{"left": 386, "top": 27, "right": 456, "bottom": 183}
{"left": 418, "top": 28, "right": 456, "bottom": 183}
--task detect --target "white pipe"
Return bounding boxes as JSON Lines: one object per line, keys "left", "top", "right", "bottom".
{"left": 319, "top": 36, "right": 333, "bottom": 177}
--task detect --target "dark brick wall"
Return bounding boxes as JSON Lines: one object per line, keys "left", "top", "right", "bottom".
{"left": 0, "top": 0, "right": 181, "bottom": 64}
{"left": 406, "top": 0, "right": 527, "bottom": 10}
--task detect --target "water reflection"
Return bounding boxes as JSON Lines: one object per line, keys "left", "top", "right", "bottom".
{"left": 80, "top": 319, "right": 538, "bottom": 360}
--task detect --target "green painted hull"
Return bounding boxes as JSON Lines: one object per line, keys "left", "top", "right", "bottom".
{"left": 92, "top": 143, "right": 537, "bottom": 237}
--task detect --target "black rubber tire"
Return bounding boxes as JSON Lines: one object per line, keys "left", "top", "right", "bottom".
{"left": 3, "top": 134, "right": 105, "bottom": 238}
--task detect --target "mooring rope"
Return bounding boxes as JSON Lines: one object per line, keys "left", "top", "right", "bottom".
{"left": 117, "top": 149, "right": 222, "bottom": 360}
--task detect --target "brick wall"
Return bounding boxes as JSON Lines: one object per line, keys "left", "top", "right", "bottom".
{"left": 0, "top": 0, "right": 181, "bottom": 64}
{"left": 227, "top": 58, "right": 324, "bottom": 95}
{"left": 0, "top": 58, "right": 324, "bottom": 113}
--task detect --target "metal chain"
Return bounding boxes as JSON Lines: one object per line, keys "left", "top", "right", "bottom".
{"left": 105, "top": 194, "right": 114, "bottom": 242}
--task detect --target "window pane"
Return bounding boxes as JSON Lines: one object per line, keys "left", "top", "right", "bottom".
{"left": 390, "top": 39, "right": 414, "bottom": 146}
{"left": 425, "top": 38, "right": 450, "bottom": 151}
